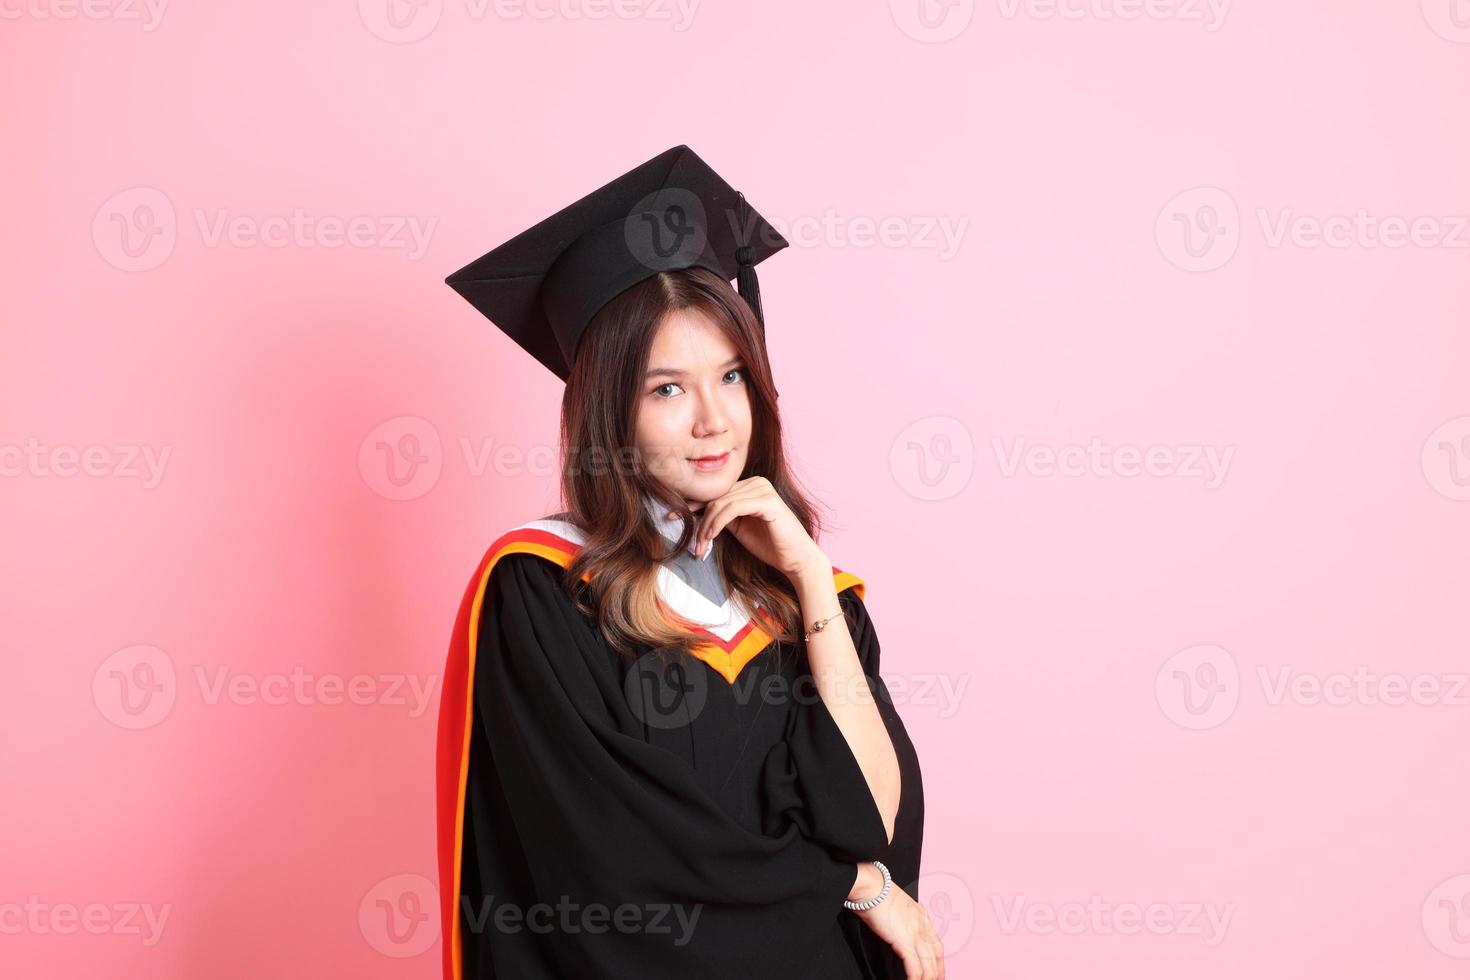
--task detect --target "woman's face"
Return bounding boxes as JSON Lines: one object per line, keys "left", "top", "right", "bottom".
{"left": 632, "top": 308, "right": 752, "bottom": 507}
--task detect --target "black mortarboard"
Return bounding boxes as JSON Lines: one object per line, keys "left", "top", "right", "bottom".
{"left": 445, "top": 144, "right": 788, "bottom": 383}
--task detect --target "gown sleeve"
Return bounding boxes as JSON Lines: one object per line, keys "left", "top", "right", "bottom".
{"left": 464, "top": 552, "right": 894, "bottom": 979}
{"left": 758, "top": 585, "right": 922, "bottom": 868}
{"left": 813, "top": 586, "right": 928, "bottom": 979}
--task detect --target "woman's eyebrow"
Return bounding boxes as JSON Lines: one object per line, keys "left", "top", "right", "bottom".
{"left": 644, "top": 356, "right": 743, "bottom": 380}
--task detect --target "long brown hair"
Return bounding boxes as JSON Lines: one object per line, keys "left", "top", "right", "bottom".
{"left": 555, "top": 266, "right": 826, "bottom": 657}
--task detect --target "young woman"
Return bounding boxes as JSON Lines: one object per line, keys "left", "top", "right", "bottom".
{"left": 436, "top": 146, "right": 939, "bottom": 979}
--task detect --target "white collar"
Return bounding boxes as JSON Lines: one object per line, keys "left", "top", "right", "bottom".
{"left": 510, "top": 506, "right": 751, "bottom": 640}
{"left": 641, "top": 489, "right": 709, "bottom": 561}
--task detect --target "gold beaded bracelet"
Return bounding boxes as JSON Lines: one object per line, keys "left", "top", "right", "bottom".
{"left": 802, "top": 610, "right": 845, "bottom": 643}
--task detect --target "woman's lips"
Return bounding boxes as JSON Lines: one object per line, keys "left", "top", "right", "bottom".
{"left": 688, "top": 451, "right": 731, "bottom": 472}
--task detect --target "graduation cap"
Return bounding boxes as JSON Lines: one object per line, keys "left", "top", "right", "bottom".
{"left": 445, "top": 144, "right": 788, "bottom": 382}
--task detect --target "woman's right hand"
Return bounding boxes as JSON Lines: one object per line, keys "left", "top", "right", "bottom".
{"left": 850, "top": 864, "right": 945, "bottom": 979}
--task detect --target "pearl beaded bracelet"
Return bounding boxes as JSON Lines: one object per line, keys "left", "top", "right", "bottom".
{"left": 842, "top": 859, "right": 892, "bottom": 911}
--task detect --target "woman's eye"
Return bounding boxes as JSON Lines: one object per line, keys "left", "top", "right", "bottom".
{"left": 650, "top": 369, "right": 743, "bottom": 398}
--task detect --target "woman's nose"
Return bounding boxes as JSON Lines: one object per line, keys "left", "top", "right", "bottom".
{"left": 693, "top": 393, "right": 728, "bottom": 436}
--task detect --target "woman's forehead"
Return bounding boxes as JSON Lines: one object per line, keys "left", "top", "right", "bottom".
{"left": 649, "top": 309, "right": 738, "bottom": 365}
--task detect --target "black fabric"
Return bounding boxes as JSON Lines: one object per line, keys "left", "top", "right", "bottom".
{"left": 458, "top": 553, "right": 925, "bottom": 979}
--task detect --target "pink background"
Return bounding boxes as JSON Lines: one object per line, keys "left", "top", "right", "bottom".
{"left": 4, "top": 1, "right": 1470, "bottom": 977}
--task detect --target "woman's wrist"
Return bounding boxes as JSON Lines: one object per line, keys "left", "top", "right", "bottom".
{"left": 846, "top": 861, "right": 884, "bottom": 903}
{"left": 791, "top": 558, "right": 837, "bottom": 610}
{"left": 787, "top": 547, "right": 832, "bottom": 587}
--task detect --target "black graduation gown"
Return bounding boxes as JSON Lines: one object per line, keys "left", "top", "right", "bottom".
{"left": 436, "top": 519, "right": 925, "bottom": 980}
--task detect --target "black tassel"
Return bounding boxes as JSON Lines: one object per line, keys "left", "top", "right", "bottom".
{"left": 734, "top": 191, "right": 764, "bottom": 329}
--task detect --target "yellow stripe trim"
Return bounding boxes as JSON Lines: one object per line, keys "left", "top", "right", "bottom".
{"left": 451, "top": 539, "right": 575, "bottom": 980}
